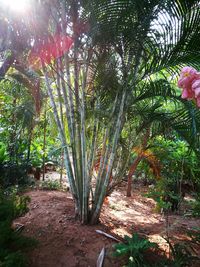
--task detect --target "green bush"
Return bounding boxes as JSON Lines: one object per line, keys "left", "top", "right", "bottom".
{"left": 113, "top": 233, "right": 158, "bottom": 267}
{"left": 145, "top": 178, "right": 183, "bottom": 213}
{"left": 0, "top": 189, "right": 37, "bottom": 267}
{"left": 40, "top": 180, "right": 61, "bottom": 190}
{"left": 0, "top": 163, "right": 31, "bottom": 188}
{"left": 191, "top": 194, "right": 200, "bottom": 217}
{"left": 143, "top": 137, "right": 200, "bottom": 213}
{"left": 0, "top": 142, "right": 6, "bottom": 164}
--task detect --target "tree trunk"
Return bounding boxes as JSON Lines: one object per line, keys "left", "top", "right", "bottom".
{"left": 126, "top": 127, "right": 150, "bottom": 197}
{"left": 26, "top": 126, "right": 33, "bottom": 164}
{"left": 42, "top": 102, "right": 47, "bottom": 181}
{"left": 0, "top": 54, "right": 14, "bottom": 79}
{"left": 126, "top": 156, "right": 143, "bottom": 197}
{"left": 60, "top": 150, "right": 64, "bottom": 184}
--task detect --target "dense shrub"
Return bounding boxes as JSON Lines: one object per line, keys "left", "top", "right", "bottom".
{"left": 40, "top": 180, "right": 62, "bottom": 190}
{"left": 146, "top": 178, "right": 183, "bottom": 212}
{"left": 0, "top": 163, "right": 32, "bottom": 188}
{"left": 0, "top": 188, "right": 37, "bottom": 267}
{"left": 141, "top": 137, "right": 200, "bottom": 213}
{"left": 191, "top": 194, "right": 200, "bottom": 217}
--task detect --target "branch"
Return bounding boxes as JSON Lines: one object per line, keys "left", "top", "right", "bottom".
{"left": 0, "top": 54, "right": 15, "bottom": 79}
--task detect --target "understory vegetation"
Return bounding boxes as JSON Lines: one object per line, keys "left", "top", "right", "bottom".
{"left": 0, "top": 187, "right": 37, "bottom": 267}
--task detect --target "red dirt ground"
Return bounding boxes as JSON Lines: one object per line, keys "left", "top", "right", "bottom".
{"left": 14, "top": 181, "right": 200, "bottom": 267}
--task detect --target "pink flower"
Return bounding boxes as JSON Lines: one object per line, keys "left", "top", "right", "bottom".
{"left": 181, "top": 87, "right": 195, "bottom": 99}
{"left": 178, "top": 66, "right": 200, "bottom": 108}
{"left": 192, "top": 79, "right": 200, "bottom": 97}
{"left": 196, "top": 97, "right": 200, "bottom": 108}
{"left": 178, "top": 67, "right": 198, "bottom": 88}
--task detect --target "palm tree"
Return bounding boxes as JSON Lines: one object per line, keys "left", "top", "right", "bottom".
{"left": 39, "top": 0, "right": 200, "bottom": 224}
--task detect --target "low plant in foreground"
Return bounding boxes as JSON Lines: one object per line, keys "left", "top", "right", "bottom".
{"left": 113, "top": 233, "right": 158, "bottom": 267}
{"left": 113, "top": 230, "right": 200, "bottom": 267}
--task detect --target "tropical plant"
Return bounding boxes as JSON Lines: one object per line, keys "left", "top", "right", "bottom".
{"left": 0, "top": 142, "right": 6, "bottom": 164}
{"left": 122, "top": 73, "right": 200, "bottom": 196}
{"left": 145, "top": 136, "right": 200, "bottom": 212}
{"left": 0, "top": 78, "right": 37, "bottom": 186}
{"left": 113, "top": 233, "right": 158, "bottom": 267}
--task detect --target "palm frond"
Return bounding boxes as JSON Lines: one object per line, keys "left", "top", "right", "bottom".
{"left": 134, "top": 78, "right": 177, "bottom": 103}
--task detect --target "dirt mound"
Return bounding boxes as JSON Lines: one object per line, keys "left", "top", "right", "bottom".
{"left": 14, "top": 184, "right": 200, "bottom": 267}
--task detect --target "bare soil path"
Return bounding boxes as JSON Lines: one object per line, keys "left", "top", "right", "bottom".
{"left": 14, "top": 181, "right": 200, "bottom": 267}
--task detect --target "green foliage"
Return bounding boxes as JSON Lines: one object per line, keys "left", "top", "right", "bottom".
{"left": 40, "top": 180, "right": 61, "bottom": 191}
{"left": 0, "top": 163, "right": 31, "bottom": 188}
{"left": 13, "top": 194, "right": 31, "bottom": 218}
{"left": 0, "top": 80, "right": 35, "bottom": 162}
{"left": 113, "top": 233, "right": 158, "bottom": 267}
{"left": 146, "top": 179, "right": 182, "bottom": 212}
{"left": 0, "top": 142, "right": 6, "bottom": 164}
{"left": 151, "top": 137, "right": 200, "bottom": 185}
{"left": 113, "top": 232, "right": 200, "bottom": 267}
{"left": 0, "top": 141, "right": 31, "bottom": 188}
{"left": 155, "top": 229, "right": 200, "bottom": 267}
{"left": 191, "top": 194, "right": 200, "bottom": 217}
{"left": 144, "top": 137, "right": 200, "bottom": 212}
{"left": 30, "top": 141, "right": 44, "bottom": 168}
{"left": 0, "top": 187, "right": 30, "bottom": 234}
{"left": 0, "top": 188, "right": 37, "bottom": 267}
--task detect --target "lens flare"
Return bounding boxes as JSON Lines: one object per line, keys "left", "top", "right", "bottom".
{"left": 0, "top": 0, "right": 31, "bottom": 13}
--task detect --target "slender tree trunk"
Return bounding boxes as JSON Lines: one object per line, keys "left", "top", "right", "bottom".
{"left": 39, "top": 1, "right": 143, "bottom": 225}
{"left": 42, "top": 101, "right": 47, "bottom": 181}
{"left": 126, "top": 127, "right": 150, "bottom": 197}
{"left": 60, "top": 149, "right": 64, "bottom": 184}
{"left": 0, "top": 54, "right": 15, "bottom": 79}
{"left": 9, "top": 98, "right": 17, "bottom": 162}
{"left": 26, "top": 126, "right": 33, "bottom": 164}
{"left": 41, "top": 63, "right": 78, "bottom": 200}
{"left": 126, "top": 155, "right": 143, "bottom": 197}
{"left": 91, "top": 89, "right": 127, "bottom": 224}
